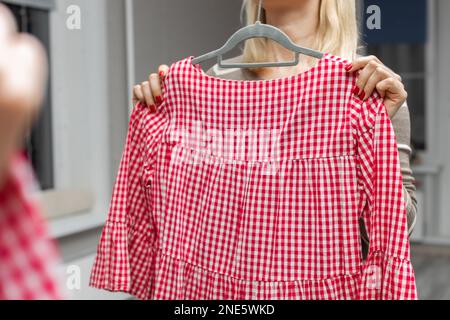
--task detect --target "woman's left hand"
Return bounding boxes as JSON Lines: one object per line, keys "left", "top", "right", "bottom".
{"left": 0, "top": 4, "right": 48, "bottom": 187}
{"left": 345, "top": 55, "right": 407, "bottom": 119}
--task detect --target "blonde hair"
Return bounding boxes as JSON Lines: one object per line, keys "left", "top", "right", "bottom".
{"left": 242, "top": 0, "right": 359, "bottom": 69}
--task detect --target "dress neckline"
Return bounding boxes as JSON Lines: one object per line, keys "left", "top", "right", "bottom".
{"left": 187, "top": 53, "right": 331, "bottom": 85}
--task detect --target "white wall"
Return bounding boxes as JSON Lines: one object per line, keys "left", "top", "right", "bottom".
{"left": 132, "top": 0, "right": 242, "bottom": 83}
{"left": 46, "top": 0, "right": 129, "bottom": 299}
{"left": 48, "top": 0, "right": 118, "bottom": 237}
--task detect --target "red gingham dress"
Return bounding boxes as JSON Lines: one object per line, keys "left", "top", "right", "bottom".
{"left": 0, "top": 153, "right": 63, "bottom": 300}
{"left": 90, "top": 53, "right": 417, "bottom": 300}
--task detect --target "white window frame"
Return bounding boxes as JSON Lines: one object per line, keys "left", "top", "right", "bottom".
{"left": 2, "top": 0, "right": 130, "bottom": 238}
{"left": 409, "top": 0, "right": 439, "bottom": 243}
{"left": 34, "top": 0, "right": 114, "bottom": 238}
{"left": 357, "top": 0, "right": 444, "bottom": 243}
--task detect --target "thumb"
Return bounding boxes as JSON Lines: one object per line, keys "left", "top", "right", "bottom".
{"left": 0, "top": 4, "right": 17, "bottom": 44}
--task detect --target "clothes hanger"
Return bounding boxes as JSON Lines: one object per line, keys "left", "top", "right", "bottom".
{"left": 192, "top": 0, "right": 324, "bottom": 69}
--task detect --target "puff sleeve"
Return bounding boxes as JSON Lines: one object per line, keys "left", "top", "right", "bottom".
{"left": 89, "top": 102, "right": 168, "bottom": 300}
{"left": 355, "top": 95, "right": 418, "bottom": 300}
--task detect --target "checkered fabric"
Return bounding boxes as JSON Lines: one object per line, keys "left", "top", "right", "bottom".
{"left": 90, "top": 53, "right": 417, "bottom": 300}
{"left": 0, "top": 153, "right": 63, "bottom": 300}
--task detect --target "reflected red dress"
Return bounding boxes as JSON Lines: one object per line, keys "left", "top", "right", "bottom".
{"left": 0, "top": 153, "right": 63, "bottom": 300}
{"left": 90, "top": 53, "right": 417, "bottom": 300}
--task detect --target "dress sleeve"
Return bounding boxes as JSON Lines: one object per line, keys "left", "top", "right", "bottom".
{"left": 89, "top": 102, "right": 168, "bottom": 299}
{"left": 355, "top": 95, "right": 418, "bottom": 300}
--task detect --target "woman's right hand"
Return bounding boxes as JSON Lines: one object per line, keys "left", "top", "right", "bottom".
{"left": 132, "top": 64, "right": 170, "bottom": 112}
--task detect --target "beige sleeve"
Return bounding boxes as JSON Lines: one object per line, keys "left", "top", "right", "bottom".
{"left": 360, "top": 102, "right": 418, "bottom": 259}
{"left": 390, "top": 102, "right": 418, "bottom": 236}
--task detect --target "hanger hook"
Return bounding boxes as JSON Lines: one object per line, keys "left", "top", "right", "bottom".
{"left": 256, "top": 0, "right": 264, "bottom": 23}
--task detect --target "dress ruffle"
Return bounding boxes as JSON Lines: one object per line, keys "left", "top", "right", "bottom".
{"left": 148, "top": 251, "right": 366, "bottom": 300}
{"left": 91, "top": 226, "right": 417, "bottom": 300}
{"left": 358, "top": 250, "right": 417, "bottom": 300}
{"left": 89, "top": 220, "right": 157, "bottom": 300}
{"left": 92, "top": 225, "right": 364, "bottom": 301}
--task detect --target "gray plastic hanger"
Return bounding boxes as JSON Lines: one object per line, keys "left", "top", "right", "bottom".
{"left": 192, "top": 0, "right": 324, "bottom": 68}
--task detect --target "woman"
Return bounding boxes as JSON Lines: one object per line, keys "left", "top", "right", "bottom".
{"left": 132, "top": 0, "right": 417, "bottom": 259}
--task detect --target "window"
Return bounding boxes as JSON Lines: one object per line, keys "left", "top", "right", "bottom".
{"left": 362, "top": 0, "right": 427, "bottom": 151}
{"left": 366, "top": 44, "right": 426, "bottom": 151}
{"left": 2, "top": 0, "right": 105, "bottom": 237}
{"left": 2, "top": 0, "right": 55, "bottom": 189}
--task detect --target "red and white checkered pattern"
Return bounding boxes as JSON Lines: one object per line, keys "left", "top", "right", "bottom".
{"left": 90, "top": 53, "right": 417, "bottom": 300}
{"left": 0, "top": 153, "right": 63, "bottom": 300}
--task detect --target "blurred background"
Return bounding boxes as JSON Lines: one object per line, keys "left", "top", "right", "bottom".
{"left": 0, "top": 0, "right": 449, "bottom": 299}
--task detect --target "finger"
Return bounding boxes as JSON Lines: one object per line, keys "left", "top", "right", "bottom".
{"left": 376, "top": 78, "right": 407, "bottom": 118}
{"left": 376, "top": 77, "right": 406, "bottom": 99}
{"left": 158, "top": 64, "right": 169, "bottom": 79}
{"left": 354, "top": 60, "right": 380, "bottom": 99}
{"left": 346, "top": 55, "right": 382, "bottom": 73}
{"left": 141, "top": 81, "right": 156, "bottom": 111}
{"left": 0, "top": 4, "right": 17, "bottom": 43}
{"left": 1, "top": 34, "right": 48, "bottom": 112}
{"left": 346, "top": 56, "right": 403, "bottom": 83}
{"left": 149, "top": 73, "right": 163, "bottom": 106}
{"left": 360, "top": 66, "right": 391, "bottom": 100}
{"left": 133, "top": 85, "right": 145, "bottom": 104}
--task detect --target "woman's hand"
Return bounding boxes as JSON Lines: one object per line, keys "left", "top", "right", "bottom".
{"left": 132, "top": 65, "right": 169, "bottom": 112}
{"left": 345, "top": 55, "right": 407, "bottom": 119}
{"left": 0, "top": 4, "right": 48, "bottom": 187}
